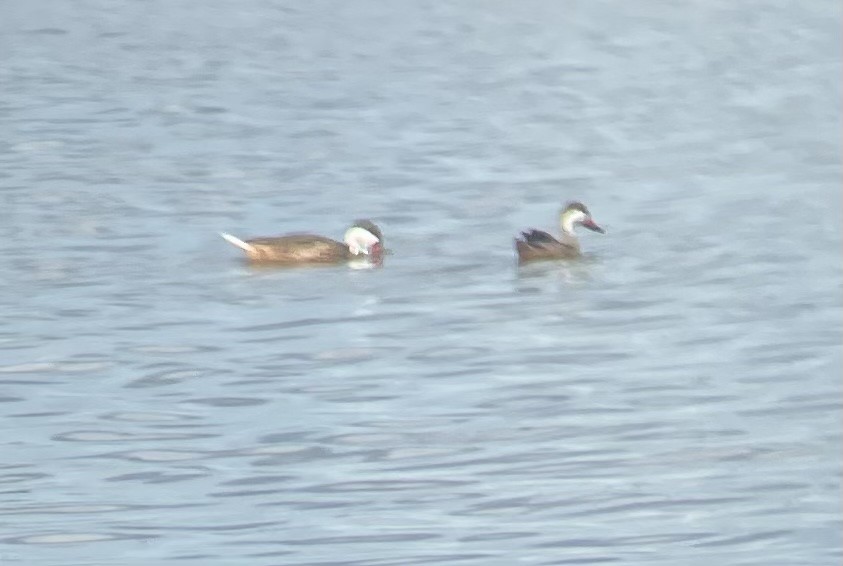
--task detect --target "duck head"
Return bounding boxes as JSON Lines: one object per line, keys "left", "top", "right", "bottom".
{"left": 559, "top": 201, "right": 605, "bottom": 235}
{"left": 343, "top": 220, "right": 384, "bottom": 257}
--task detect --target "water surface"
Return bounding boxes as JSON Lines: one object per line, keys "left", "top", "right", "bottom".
{"left": 1, "top": 1, "right": 841, "bottom": 565}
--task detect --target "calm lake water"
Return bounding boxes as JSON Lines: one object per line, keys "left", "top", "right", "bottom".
{"left": 1, "top": 1, "right": 841, "bottom": 564}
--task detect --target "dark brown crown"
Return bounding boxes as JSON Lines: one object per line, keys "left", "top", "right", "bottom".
{"left": 563, "top": 201, "right": 590, "bottom": 215}
{"left": 351, "top": 219, "right": 383, "bottom": 242}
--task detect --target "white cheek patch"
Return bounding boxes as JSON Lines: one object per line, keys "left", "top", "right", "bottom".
{"left": 344, "top": 227, "right": 380, "bottom": 255}
{"left": 562, "top": 209, "right": 587, "bottom": 233}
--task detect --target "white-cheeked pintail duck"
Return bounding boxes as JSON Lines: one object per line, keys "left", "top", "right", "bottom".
{"left": 515, "top": 201, "right": 604, "bottom": 263}
{"left": 221, "top": 219, "right": 383, "bottom": 265}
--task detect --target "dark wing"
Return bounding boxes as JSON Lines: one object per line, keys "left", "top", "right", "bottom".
{"left": 520, "top": 229, "right": 558, "bottom": 245}
{"left": 246, "top": 234, "right": 349, "bottom": 263}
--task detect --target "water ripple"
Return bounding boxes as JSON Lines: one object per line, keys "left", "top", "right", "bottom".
{"left": 1, "top": 1, "right": 839, "bottom": 564}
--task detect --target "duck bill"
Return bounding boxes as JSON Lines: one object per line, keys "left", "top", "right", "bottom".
{"left": 582, "top": 219, "right": 605, "bottom": 233}
{"left": 369, "top": 242, "right": 384, "bottom": 259}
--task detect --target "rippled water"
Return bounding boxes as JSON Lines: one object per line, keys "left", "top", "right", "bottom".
{"left": 1, "top": 1, "right": 841, "bottom": 564}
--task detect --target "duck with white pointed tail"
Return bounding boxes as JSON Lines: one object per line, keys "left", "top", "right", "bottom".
{"left": 221, "top": 219, "right": 383, "bottom": 265}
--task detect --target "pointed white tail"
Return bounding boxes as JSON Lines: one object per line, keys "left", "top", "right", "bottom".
{"left": 219, "top": 232, "right": 256, "bottom": 253}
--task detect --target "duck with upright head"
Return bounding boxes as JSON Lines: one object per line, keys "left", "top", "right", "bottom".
{"left": 221, "top": 219, "right": 384, "bottom": 265}
{"left": 515, "top": 201, "right": 604, "bottom": 263}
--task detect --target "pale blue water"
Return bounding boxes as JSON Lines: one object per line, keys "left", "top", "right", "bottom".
{"left": 1, "top": 1, "right": 841, "bottom": 565}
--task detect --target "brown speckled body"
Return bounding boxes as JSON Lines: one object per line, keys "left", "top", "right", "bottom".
{"left": 515, "top": 231, "right": 581, "bottom": 263}
{"left": 239, "top": 234, "right": 353, "bottom": 264}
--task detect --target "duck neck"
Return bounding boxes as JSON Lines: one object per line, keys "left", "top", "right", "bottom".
{"left": 558, "top": 213, "right": 582, "bottom": 249}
